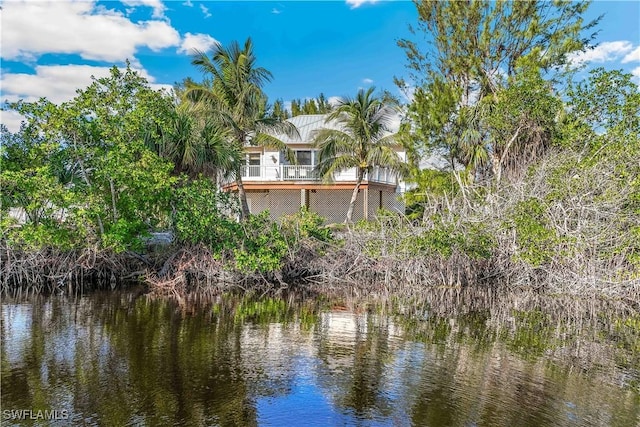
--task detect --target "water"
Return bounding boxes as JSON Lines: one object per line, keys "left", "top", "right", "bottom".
{"left": 1, "top": 289, "right": 639, "bottom": 426}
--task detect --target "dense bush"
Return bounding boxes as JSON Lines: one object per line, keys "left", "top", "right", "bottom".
{"left": 172, "top": 178, "right": 240, "bottom": 253}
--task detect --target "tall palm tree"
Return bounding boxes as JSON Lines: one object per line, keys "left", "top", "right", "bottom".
{"left": 313, "top": 87, "right": 407, "bottom": 223}
{"left": 187, "top": 38, "right": 297, "bottom": 219}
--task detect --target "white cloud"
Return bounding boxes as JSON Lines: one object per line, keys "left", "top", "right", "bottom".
{"left": 1, "top": 110, "right": 27, "bottom": 133}
{"left": 200, "top": 4, "right": 212, "bottom": 18}
{"left": 183, "top": 0, "right": 193, "bottom": 6}
{"left": 631, "top": 66, "right": 640, "bottom": 85}
{"left": 568, "top": 41, "right": 634, "bottom": 66}
{"left": 328, "top": 96, "right": 342, "bottom": 107}
{"left": 622, "top": 46, "right": 640, "bottom": 64}
{"left": 272, "top": 8, "right": 282, "bottom": 14}
{"left": 120, "top": 0, "right": 166, "bottom": 18}
{"left": 178, "top": 33, "right": 219, "bottom": 55}
{"left": 0, "top": 65, "right": 171, "bottom": 105}
{"left": 362, "top": 78, "right": 374, "bottom": 84}
{"left": 346, "top": 0, "right": 379, "bottom": 9}
{"left": 1, "top": 0, "right": 180, "bottom": 64}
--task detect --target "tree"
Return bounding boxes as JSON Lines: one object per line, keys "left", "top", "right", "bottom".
{"left": 317, "top": 93, "right": 332, "bottom": 113}
{"left": 160, "top": 100, "right": 241, "bottom": 183}
{"left": 483, "top": 67, "right": 562, "bottom": 183}
{"left": 290, "top": 99, "right": 302, "bottom": 117}
{"left": 563, "top": 68, "right": 640, "bottom": 153}
{"left": 398, "top": 0, "right": 598, "bottom": 184}
{"left": 302, "top": 98, "right": 319, "bottom": 115}
{"left": 270, "top": 98, "right": 289, "bottom": 120}
{"left": 188, "top": 38, "right": 298, "bottom": 219}
{"left": 313, "top": 87, "right": 407, "bottom": 223}
{"left": 3, "top": 65, "right": 177, "bottom": 251}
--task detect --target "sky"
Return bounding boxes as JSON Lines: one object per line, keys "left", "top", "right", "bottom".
{"left": 1, "top": 0, "right": 639, "bottom": 132}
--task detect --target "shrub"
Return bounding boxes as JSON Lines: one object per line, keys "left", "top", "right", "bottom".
{"left": 234, "top": 212, "right": 288, "bottom": 272}
{"left": 508, "top": 198, "right": 557, "bottom": 267}
{"left": 280, "top": 207, "right": 333, "bottom": 243}
{"left": 172, "top": 178, "right": 240, "bottom": 253}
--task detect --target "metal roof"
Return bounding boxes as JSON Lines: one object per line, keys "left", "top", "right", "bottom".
{"left": 274, "top": 113, "right": 400, "bottom": 144}
{"left": 275, "top": 114, "right": 336, "bottom": 144}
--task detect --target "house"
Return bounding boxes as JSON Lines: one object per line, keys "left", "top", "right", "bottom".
{"left": 222, "top": 114, "right": 407, "bottom": 224}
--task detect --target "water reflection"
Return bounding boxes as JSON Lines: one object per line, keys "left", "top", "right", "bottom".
{"left": 1, "top": 290, "right": 639, "bottom": 426}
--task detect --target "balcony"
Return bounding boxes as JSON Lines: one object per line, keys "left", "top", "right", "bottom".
{"left": 231, "top": 165, "right": 398, "bottom": 185}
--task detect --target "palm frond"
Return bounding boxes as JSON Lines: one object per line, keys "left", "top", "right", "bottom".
{"left": 313, "top": 87, "right": 406, "bottom": 183}
{"left": 252, "top": 133, "right": 296, "bottom": 163}
{"left": 315, "top": 154, "right": 359, "bottom": 182}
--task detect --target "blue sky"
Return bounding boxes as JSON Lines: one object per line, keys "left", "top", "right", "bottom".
{"left": 1, "top": 1, "right": 639, "bottom": 132}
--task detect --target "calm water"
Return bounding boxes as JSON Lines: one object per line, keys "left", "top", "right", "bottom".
{"left": 1, "top": 289, "right": 639, "bottom": 426}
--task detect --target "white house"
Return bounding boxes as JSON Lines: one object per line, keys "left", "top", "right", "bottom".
{"left": 222, "top": 114, "right": 407, "bottom": 224}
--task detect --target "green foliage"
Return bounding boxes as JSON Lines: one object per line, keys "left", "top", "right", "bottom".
{"left": 405, "top": 223, "right": 458, "bottom": 258}
{"left": 172, "top": 178, "right": 239, "bottom": 252}
{"left": 484, "top": 67, "right": 563, "bottom": 182}
{"left": 280, "top": 207, "right": 333, "bottom": 243}
{"left": 158, "top": 100, "right": 241, "bottom": 180}
{"left": 399, "top": 0, "right": 595, "bottom": 184}
{"left": 355, "top": 211, "right": 495, "bottom": 260}
{"left": 403, "top": 221, "right": 495, "bottom": 260}
{"left": 563, "top": 68, "right": 640, "bottom": 152}
{"left": 234, "top": 212, "right": 288, "bottom": 272}
{"left": 3, "top": 221, "right": 82, "bottom": 251}
{"left": 101, "top": 218, "right": 147, "bottom": 253}
{"left": 289, "top": 94, "right": 334, "bottom": 117}
{"left": 2, "top": 65, "right": 178, "bottom": 252}
{"left": 188, "top": 38, "right": 297, "bottom": 219}
{"left": 403, "top": 169, "right": 457, "bottom": 220}
{"left": 508, "top": 198, "right": 557, "bottom": 266}
{"left": 270, "top": 98, "right": 289, "bottom": 120}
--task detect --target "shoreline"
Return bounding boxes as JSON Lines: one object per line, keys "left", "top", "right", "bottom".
{"left": 3, "top": 238, "right": 639, "bottom": 311}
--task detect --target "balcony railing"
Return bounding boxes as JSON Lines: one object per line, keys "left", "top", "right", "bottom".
{"left": 228, "top": 165, "right": 398, "bottom": 185}
{"left": 281, "top": 165, "right": 318, "bottom": 181}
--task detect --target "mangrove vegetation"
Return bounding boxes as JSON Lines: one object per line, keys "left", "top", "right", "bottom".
{"left": 0, "top": 0, "right": 639, "bottom": 309}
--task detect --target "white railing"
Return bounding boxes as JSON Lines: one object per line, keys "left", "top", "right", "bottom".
{"left": 246, "top": 165, "right": 261, "bottom": 177}
{"left": 366, "top": 167, "right": 397, "bottom": 185}
{"left": 231, "top": 165, "right": 398, "bottom": 185}
{"left": 281, "top": 165, "right": 317, "bottom": 181}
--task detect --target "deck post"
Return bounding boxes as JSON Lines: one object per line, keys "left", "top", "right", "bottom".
{"left": 363, "top": 187, "right": 369, "bottom": 220}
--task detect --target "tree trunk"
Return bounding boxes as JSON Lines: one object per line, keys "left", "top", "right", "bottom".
{"left": 345, "top": 172, "right": 364, "bottom": 223}
{"left": 109, "top": 178, "right": 118, "bottom": 222}
{"left": 74, "top": 135, "right": 104, "bottom": 235}
{"left": 493, "top": 125, "right": 522, "bottom": 185}
{"left": 236, "top": 175, "right": 251, "bottom": 220}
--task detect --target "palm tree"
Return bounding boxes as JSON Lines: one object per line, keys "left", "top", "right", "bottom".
{"left": 313, "top": 87, "right": 407, "bottom": 223}
{"left": 187, "top": 38, "right": 298, "bottom": 219}
{"left": 162, "top": 101, "right": 240, "bottom": 183}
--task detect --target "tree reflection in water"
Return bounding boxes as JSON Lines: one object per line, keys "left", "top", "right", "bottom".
{"left": 1, "top": 289, "right": 639, "bottom": 426}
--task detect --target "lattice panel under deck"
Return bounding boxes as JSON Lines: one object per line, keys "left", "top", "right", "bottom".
{"left": 269, "top": 190, "right": 303, "bottom": 219}
{"left": 309, "top": 190, "right": 365, "bottom": 224}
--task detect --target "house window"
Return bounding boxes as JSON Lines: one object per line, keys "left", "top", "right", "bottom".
{"left": 279, "top": 150, "right": 316, "bottom": 165}
{"left": 248, "top": 153, "right": 261, "bottom": 166}
{"left": 296, "top": 150, "right": 312, "bottom": 165}
{"left": 248, "top": 153, "right": 260, "bottom": 177}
